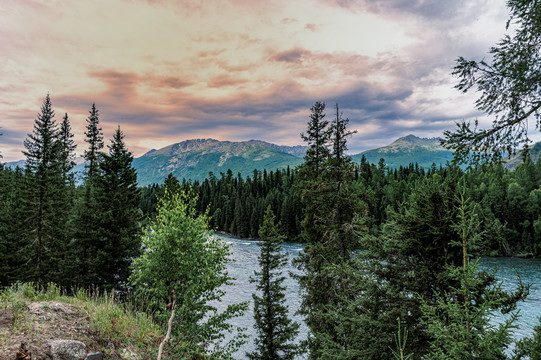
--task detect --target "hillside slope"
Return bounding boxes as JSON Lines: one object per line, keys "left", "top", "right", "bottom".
{"left": 133, "top": 139, "right": 305, "bottom": 186}
{"left": 351, "top": 134, "right": 454, "bottom": 169}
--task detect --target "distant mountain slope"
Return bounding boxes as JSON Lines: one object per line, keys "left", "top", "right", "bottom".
{"left": 15, "top": 134, "right": 539, "bottom": 186}
{"left": 503, "top": 141, "right": 541, "bottom": 170}
{"left": 3, "top": 159, "right": 26, "bottom": 169}
{"left": 351, "top": 134, "right": 454, "bottom": 169}
{"left": 133, "top": 139, "right": 306, "bottom": 186}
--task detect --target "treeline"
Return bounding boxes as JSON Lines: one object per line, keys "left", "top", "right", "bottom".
{"left": 0, "top": 96, "right": 141, "bottom": 289}
{"left": 141, "top": 168, "right": 304, "bottom": 240}
{"left": 141, "top": 152, "right": 541, "bottom": 256}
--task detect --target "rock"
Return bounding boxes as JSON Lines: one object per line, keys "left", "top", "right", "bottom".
{"left": 50, "top": 340, "right": 86, "bottom": 360}
{"left": 85, "top": 352, "right": 103, "bottom": 360}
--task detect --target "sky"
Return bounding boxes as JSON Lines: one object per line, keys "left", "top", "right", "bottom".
{"left": 0, "top": 0, "right": 527, "bottom": 162}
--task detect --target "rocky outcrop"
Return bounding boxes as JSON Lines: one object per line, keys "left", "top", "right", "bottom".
{"left": 50, "top": 340, "right": 86, "bottom": 360}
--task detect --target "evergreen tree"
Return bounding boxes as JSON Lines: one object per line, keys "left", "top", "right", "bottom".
{"left": 300, "top": 101, "right": 331, "bottom": 179}
{"left": 295, "top": 103, "right": 362, "bottom": 358}
{"left": 421, "top": 184, "right": 528, "bottom": 359}
{"left": 21, "top": 94, "right": 67, "bottom": 283}
{"left": 84, "top": 103, "right": 103, "bottom": 181}
{"left": 248, "top": 206, "right": 300, "bottom": 360}
{"left": 95, "top": 126, "right": 141, "bottom": 288}
{"left": 516, "top": 317, "right": 541, "bottom": 359}
{"left": 164, "top": 172, "right": 180, "bottom": 193}
{"left": 0, "top": 166, "right": 28, "bottom": 286}
{"left": 58, "top": 112, "right": 77, "bottom": 181}
{"left": 71, "top": 103, "right": 106, "bottom": 287}
{"left": 324, "top": 104, "right": 358, "bottom": 257}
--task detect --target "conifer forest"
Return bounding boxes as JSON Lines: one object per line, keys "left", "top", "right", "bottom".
{"left": 2, "top": 0, "right": 541, "bottom": 359}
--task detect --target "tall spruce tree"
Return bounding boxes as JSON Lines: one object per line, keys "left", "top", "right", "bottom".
{"left": 296, "top": 102, "right": 361, "bottom": 358}
{"left": 84, "top": 103, "right": 103, "bottom": 181}
{"left": 72, "top": 103, "right": 105, "bottom": 286}
{"left": 300, "top": 101, "right": 331, "bottom": 179}
{"left": 94, "top": 126, "right": 141, "bottom": 287}
{"left": 248, "top": 206, "right": 300, "bottom": 360}
{"left": 22, "top": 94, "right": 67, "bottom": 283}
{"left": 420, "top": 184, "right": 529, "bottom": 359}
{"left": 295, "top": 102, "right": 332, "bottom": 356}
{"left": 58, "top": 113, "right": 77, "bottom": 181}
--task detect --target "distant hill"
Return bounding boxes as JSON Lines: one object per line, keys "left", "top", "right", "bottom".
{"left": 3, "top": 159, "right": 26, "bottom": 169}
{"left": 9, "top": 135, "right": 539, "bottom": 186}
{"left": 503, "top": 141, "right": 541, "bottom": 170}
{"left": 351, "top": 134, "right": 454, "bottom": 169}
{"left": 132, "top": 139, "right": 306, "bottom": 186}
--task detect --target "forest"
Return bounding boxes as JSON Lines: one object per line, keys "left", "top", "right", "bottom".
{"left": 140, "top": 153, "right": 541, "bottom": 257}
{"left": 2, "top": 0, "right": 541, "bottom": 358}
{"left": 1, "top": 95, "right": 540, "bottom": 359}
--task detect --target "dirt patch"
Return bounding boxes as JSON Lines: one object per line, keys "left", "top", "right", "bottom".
{"left": 0, "top": 301, "right": 98, "bottom": 360}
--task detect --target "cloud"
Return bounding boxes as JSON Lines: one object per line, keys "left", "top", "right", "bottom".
{"left": 271, "top": 48, "right": 310, "bottom": 63}
{"left": 322, "top": 0, "right": 472, "bottom": 20}
{"left": 206, "top": 74, "right": 247, "bottom": 88}
{"left": 0, "top": 0, "right": 514, "bottom": 162}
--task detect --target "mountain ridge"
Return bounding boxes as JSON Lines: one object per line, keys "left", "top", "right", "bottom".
{"left": 6, "top": 135, "right": 538, "bottom": 185}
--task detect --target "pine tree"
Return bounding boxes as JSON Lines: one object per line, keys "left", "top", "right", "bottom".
{"left": 95, "top": 126, "right": 142, "bottom": 288}
{"left": 58, "top": 113, "right": 77, "bottom": 181}
{"left": 21, "top": 94, "right": 67, "bottom": 283}
{"left": 420, "top": 183, "right": 529, "bottom": 359}
{"left": 517, "top": 317, "right": 541, "bottom": 359}
{"left": 300, "top": 101, "right": 331, "bottom": 180}
{"left": 247, "top": 206, "right": 300, "bottom": 360}
{"left": 0, "top": 166, "right": 28, "bottom": 285}
{"left": 84, "top": 103, "right": 103, "bottom": 181}
{"left": 295, "top": 102, "right": 361, "bottom": 358}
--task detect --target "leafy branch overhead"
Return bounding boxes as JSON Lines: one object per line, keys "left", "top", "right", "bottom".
{"left": 442, "top": 0, "right": 541, "bottom": 164}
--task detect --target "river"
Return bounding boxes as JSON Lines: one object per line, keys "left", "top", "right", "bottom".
{"left": 213, "top": 233, "right": 541, "bottom": 359}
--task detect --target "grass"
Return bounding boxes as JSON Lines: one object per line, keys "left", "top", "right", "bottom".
{"left": 0, "top": 282, "right": 162, "bottom": 359}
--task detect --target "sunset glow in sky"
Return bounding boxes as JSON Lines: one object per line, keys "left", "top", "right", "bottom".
{"left": 0, "top": 0, "right": 517, "bottom": 162}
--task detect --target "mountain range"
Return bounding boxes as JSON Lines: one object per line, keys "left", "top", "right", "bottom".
{"left": 5, "top": 134, "right": 539, "bottom": 186}
{"left": 132, "top": 139, "right": 305, "bottom": 186}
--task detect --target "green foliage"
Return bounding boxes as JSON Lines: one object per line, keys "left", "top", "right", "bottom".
{"left": 0, "top": 282, "right": 161, "bottom": 358}
{"left": 516, "top": 317, "right": 541, "bottom": 359}
{"left": 83, "top": 103, "right": 104, "bottom": 181}
{"left": 94, "top": 127, "right": 142, "bottom": 288}
{"left": 391, "top": 320, "right": 413, "bottom": 360}
{"left": 349, "top": 171, "right": 468, "bottom": 358}
{"left": 140, "top": 167, "right": 304, "bottom": 241}
{"left": 58, "top": 112, "right": 77, "bottom": 181}
{"left": 21, "top": 94, "right": 72, "bottom": 284}
{"left": 130, "top": 188, "right": 248, "bottom": 359}
{"left": 248, "top": 206, "right": 300, "bottom": 360}
{"left": 420, "top": 184, "right": 529, "bottom": 359}
{"left": 295, "top": 102, "right": 363, "bottom": 358}
{"left": 443, "top": 0, "right": 541, "bottom": 164}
